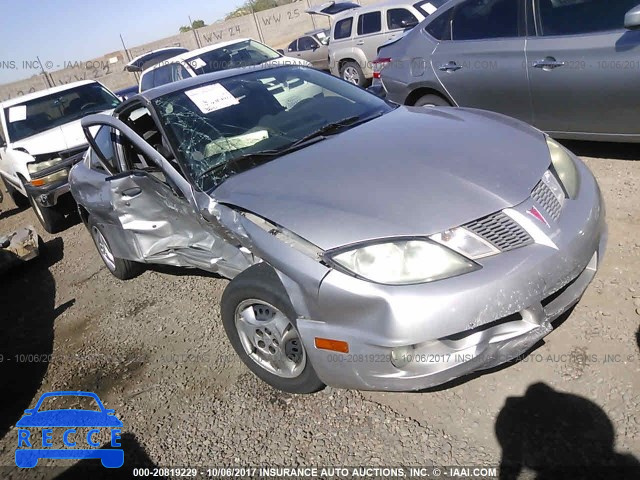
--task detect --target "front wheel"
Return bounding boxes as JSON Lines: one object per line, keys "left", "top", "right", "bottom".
{"left": 221, "top": 263, "right": 324, "bottom": 394}
{"left": 88, "top": 216, "right": 144, "bottom": 280}
{"left": 27, "top": 194, "right": 66, "bottom": 234}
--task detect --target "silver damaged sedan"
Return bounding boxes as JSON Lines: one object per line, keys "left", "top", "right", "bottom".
{"left": 69, "top": 65, "right": 607, "bottom": 393}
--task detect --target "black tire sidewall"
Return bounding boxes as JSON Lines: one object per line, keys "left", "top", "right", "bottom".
{"left": 414, "top": 94, "right": 450, "bottom": 107}
{"left": 27, "top": 194, "right": 66, "bottom": 234}
{"left": 87, "top": 216, "right": 143, "bottom": 280}
{"left": 221, "top": 264, "right": 324, "bottom": 394}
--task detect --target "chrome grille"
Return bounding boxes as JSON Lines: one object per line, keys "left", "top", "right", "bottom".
{"left": 464, "top": 212, "right": 533, "bottom": 252}
{"left": 531, "top": 180, "right": 562, "bottom": 221}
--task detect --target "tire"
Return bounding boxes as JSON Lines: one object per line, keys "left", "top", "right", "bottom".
{"left": 221, "top": 263, "right": 324, "bottom": 394}
{"left": 88, "top": 216, "right": 144, "bottom": 280}
{"left": 414, "top": 94, "right": 451, "bottom": 107}
{"left": 2, "top": 176, "right": 29, "bottom": 208}
{"left": 340, "top": 61, "right": 366, "bottom": 87}
{"left": 27, "top": 194, "right": 66, "bottom": 234}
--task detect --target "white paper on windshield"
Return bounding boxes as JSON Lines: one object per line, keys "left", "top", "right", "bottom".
{"left": 185, "top": 83, "right": 239, "bottom": 114}
{"left": 8, "top": 105, "right": 27, "bottom": 123}
{"left": 423, "top": 2, "right": 437, "bottom": 14}
{"left": 189, "top": 57, "right": 207, "bottom": 70}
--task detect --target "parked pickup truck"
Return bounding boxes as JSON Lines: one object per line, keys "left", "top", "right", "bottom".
{"left": 0, "top": 81, "right": 120, "bottom": 232}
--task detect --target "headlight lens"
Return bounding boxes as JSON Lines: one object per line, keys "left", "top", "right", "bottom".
{"left": 27, "top": 157, "right": 67, "bottom": 185}
{"left": 328, "top": 239, "right": 479, "bottom": 285}
{"left": 547, "top": 138, "right": 579, "bottom": 199}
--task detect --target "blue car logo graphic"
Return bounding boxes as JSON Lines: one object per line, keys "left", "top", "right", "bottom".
{"left": 15, "top": 391, "right": 123, "bottom": 468}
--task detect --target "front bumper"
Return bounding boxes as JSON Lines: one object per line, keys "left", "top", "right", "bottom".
{"left": 298, "top": 160, "right": 606, "bottom": 391}
{"left": 24, "top": 180, "right": 70, "bottom": 207}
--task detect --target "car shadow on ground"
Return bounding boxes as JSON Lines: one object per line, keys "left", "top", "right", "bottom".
{"left": 495, "top": 382, "right": 640, "bottom": 480}
{"left": 54, "top": 432, "right": 165, "bottom": 479}
{"left": 559, "top": 140, "right": 639, "bottom": 161}
{"left": 0, "top": 237, "right": 74, "bottom": 439}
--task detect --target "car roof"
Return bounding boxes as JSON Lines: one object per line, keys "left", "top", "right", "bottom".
{"left": 332, "top": 0, "right": 420, "bottom": 19}
{"left": 132, "top": 64, "right": 300, "bottom": 103}
{"left": 304, "top": 28, "right": 331, "bottom": 36}
{"left": 0, "top": 80, "right": 99, "bottom": 108}
{"left": 141, "top": 38, "right": 258, "bottom": 74}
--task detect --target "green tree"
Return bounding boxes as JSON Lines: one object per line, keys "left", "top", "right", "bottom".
{"left": 225, "top": 0, "right": 294, "bottom": 20}
{"left": 179, "top": 19, "right": 207, "bottom": 33}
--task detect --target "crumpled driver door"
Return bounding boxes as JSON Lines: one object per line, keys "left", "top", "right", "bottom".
{"left": 106, "top": 170, "right": 210, "bottom": 265}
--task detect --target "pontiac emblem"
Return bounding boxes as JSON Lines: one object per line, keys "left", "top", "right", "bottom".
{"left": 527, "top": 206, "right": 550, "bottom": 227}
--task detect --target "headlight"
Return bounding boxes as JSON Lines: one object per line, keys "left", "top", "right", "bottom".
{"left": 327, "top": 239, "right": 479, "bottom": 285}
{"left": 547, "top": 138, "right": 579, "bottom": 199}
{"left": 430, "top": 227, "right": 499, "bottom": 260}
{"left": 27, "top": 157, "right": 67, "bottom": 186}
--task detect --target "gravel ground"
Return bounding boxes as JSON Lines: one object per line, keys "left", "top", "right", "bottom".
{"left": 0, "top": 142, "right": 638, "bottom": 479}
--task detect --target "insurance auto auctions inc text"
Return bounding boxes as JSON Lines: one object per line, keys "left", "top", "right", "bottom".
{"left": 229, "top": 466, "right": 498, "bottom": 479}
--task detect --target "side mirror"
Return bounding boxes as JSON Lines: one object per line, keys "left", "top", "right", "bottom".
{"left": 106, "top": 409, "right": 116, "bottom": 415}
{"left": 23, "top": 409, "right": 35, "bottom": 415}
{"left": 311, "top": 44, "right": 319, "bottom": 51}
{"left": 277, "top": 49, "right": 285, "bottom": 55}
{"left": 625, "top": 5, "right": 640, "bottom": 29}
{"left": 0, "top": 136, "right": 6, "bottom": 148}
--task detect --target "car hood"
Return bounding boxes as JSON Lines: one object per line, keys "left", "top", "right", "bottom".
{"left": 268, "top": 56, "right": 311, "bottom": 67}
{"left": 213, "top": 107, "right": 551, "bottom": 251}
{"left": 10, "top": 109, "right": 114, "bottom": 155}
{"left": 16, "top": 410, "right": 123, "bottom": 427}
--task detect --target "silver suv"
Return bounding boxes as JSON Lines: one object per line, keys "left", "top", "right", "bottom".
{"left": 308, "top": 1, "right": 445, "bottom": 86}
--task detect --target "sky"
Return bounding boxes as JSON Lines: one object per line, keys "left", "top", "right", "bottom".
{"left": 0, "top": 0, "right": 237, "bottom": 84}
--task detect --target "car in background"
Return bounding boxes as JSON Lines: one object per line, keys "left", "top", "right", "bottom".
{"left": 0, "top": 81, "right": 120, "bottom": 232}
{"left": 285, "top": 29, "right": 331, "bottom": 70}
{"left": 114, "top": 86, "right": 139, "bottom": 101}
{"left": 138, "top": 39, "right": 309, "bottom": 92}
{"left": 377, "top": 0, "right": 640, "bottom": 142}
{"left": 124, "top": 47, "right": 189, "bottom": 73}
{"left": 307, "top": 0, "right": 445, "bottom": 86}
{"left": 70, "top": 65, "right": 605, "bottom": 394}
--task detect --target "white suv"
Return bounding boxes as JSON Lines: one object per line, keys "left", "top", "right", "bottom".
{"left": 308, "top": 1, "right": 445, "bottom": 86}
{"left": 0, "top": 81, "right": 119, "bottom": 232}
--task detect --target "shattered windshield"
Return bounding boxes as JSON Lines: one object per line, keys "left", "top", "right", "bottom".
{"left": 185, "top": 40, "right": 282, "bottom": 75}
{"left": 4, "top": 83, "right": 120, "bottom": 142}
{"left": 154, "top": 66, "right": 392, "bottom": 191}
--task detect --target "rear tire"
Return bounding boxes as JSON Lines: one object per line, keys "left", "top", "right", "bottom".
{"left": 414, "top": 94, "right": 451, "bottom": 107}
{"left": 221, "top": 263, "right": 324, "bottom": 394}
{"left": 340, "top": 61, "right": 366, "bottom": 87}
{"left": 27, "top": 194, "right": 66, "bottom": 234}
{"left": 2, "top": 176, "right": 29, "bottom": 208}
{"left": 88, "top": 216, "right": 144, "bottom": 280}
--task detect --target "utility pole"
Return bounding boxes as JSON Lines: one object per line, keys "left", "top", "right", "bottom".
{"left": 36, "top": 56, "right": 53, "bottom": 87}
{"left": 249, "top": 1, "right": 266, "bottom": 43}
{"left": 188, "top": 16, "right": 203, "bottom": 48}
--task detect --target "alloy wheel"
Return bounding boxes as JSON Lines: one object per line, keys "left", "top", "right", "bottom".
{"left": 234, "top": 299, "right": 306, "bottom": 379}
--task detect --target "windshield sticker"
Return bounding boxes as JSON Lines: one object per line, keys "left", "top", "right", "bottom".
{"left": 185, "top": 83, "right": 239, "bottom": 114}
{"left": 189, "top": 58, "right": 207, "bottom": 70}
{"left": 8, "top": 105, "right": 27, "bottom": 123}
{"left": 423, "top": 2, "right": 437, "bottom": 14}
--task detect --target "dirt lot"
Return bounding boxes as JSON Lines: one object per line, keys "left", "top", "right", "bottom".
{"left": 0, "top": 142, "right": 639, "bottom": 479}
